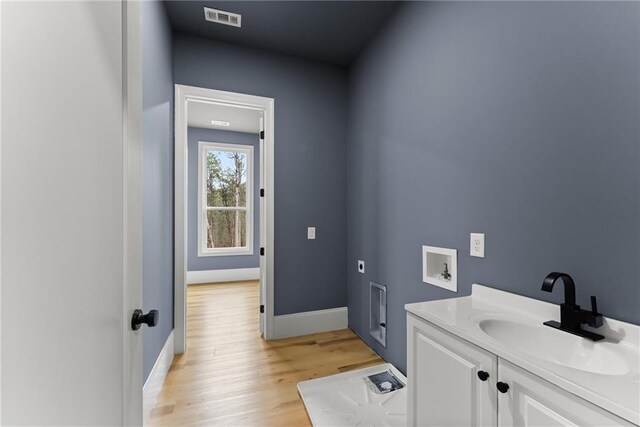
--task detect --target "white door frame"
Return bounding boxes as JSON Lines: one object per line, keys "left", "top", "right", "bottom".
{"left": 174, "top": 84, "right": 275, "bottom": 353}
{"left": 0, "top": 0, "right": 4, "bottom": 420}
{"left": 123, "top": 0, "right": 144, "bottom": 424}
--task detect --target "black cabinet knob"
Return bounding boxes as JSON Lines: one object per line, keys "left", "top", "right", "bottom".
{"left": 477, "top": 370, "right": 489, "bottom": 381}
{"left": 497, "top": 381, "right": 510, "bottom": 393}
{"left": 131, "top": 309, "right": 159, "bottom": 330}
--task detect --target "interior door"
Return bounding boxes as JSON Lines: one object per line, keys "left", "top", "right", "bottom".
{"left": 1, "top": 1, "right": 143, "bottom": 425}
{"left": 259, "top": 115, "right": 266, "bottom": 335}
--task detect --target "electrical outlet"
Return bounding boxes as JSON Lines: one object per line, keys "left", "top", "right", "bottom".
{"left": 470, "top": 233, "right": 485, "bottom": 258}
{"left": 307, "top": 227, "right": 316, "bottom": 240}
{"left": 357, "top": 260, "right": 365, "bottom": 274}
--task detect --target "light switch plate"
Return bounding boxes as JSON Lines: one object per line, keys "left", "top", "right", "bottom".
{"left": 307, "top": 227, "right": 316, "bottom": 240}
{"left": 470, "top": 233, "right": 485, "bottom": 258}
{"left": 358, "top": 260, "right": 365, "bottom": 274}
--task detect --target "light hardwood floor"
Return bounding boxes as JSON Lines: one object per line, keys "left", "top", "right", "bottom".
{"left": 149, "top": 281, "right": 383, "bottom": 426}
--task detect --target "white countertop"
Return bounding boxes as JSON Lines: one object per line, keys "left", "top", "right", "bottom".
{"left": 405, "top": 284, "right": 640, "bottom": 425}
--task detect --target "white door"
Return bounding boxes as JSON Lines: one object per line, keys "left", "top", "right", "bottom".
{"left": 1, "top": 1, "right": 143, "bottom": 425}
{"left": 497, "top": 359, "right": 632, "bottom": 427}
{"left": 407, "top": 314, "right": 497, "bottom": 427}
{"left": 258, "top": 116, "right": 266, "bottom": 335}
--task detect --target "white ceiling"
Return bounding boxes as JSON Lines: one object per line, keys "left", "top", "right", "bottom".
{"left": 187, "top": 100, "right": 261, "bottom": 134}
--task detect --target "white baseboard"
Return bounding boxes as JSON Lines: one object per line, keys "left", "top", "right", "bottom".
{"left": 273, "top": 307, "right": 348, "bottom": 339}
{"left": 187, "top": 268, "right": 260, "bottom": 285}
{"left": 143, "top": 330, "right": 174, "bottom": 425}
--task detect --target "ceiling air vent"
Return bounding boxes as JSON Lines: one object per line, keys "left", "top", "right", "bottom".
{"left": 204, "top": 7, "right": 241, "bottom": 28}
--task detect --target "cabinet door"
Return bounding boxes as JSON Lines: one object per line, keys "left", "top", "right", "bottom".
{"left": 497, "top": 359, "right": 633, "bottom": 427}
{"left": 407, "top": 314, "right": 498, "bottom": 427}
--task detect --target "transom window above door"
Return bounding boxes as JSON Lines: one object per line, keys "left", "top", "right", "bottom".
{"left": 198, "top": 141, "right": 254, "bottom": 256}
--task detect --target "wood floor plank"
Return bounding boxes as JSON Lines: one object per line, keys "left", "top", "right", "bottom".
{"left": 148, "top": 281, "right": 383, "bottom": 426}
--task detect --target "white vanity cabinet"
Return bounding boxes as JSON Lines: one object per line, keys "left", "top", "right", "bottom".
{"left": 498, "top": 359, "right": 633, "bottom": 427}
{"left": 407, "top": 314, "right": 497, "bottom": 426}
{"left": 407, "top": 313, "right": 634, "bottom": 427}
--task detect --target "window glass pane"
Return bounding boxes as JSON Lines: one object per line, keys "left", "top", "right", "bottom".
{"left": 205, "top": 210, "right": 247, "bottom": 249}
{"left": 205, "top": 150, "right": 248, "bottom": 208}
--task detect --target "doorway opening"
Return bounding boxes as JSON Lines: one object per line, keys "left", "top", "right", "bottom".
{"left": 174, "top": 85, "right": 275, "bottom": 353}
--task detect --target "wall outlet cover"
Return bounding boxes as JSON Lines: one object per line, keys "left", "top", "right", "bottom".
{"left": 307, "top": 227, "right": 316, "bottom": 240}
{"left": 358, "top": 260, "right": 365, "bottom": 274}
{"left": 470, "top": 233, "right": 485, "bottom": 258}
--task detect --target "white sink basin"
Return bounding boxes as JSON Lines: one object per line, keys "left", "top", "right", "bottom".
{"left": 478, "top": 318, "right": 636, "bottom": 376}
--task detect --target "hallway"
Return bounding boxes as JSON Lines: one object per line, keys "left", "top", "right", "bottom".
{"left": 149, "top": 281, "right": 383, "bottom": 426}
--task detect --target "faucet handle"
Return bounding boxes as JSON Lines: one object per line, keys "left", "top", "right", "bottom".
{"left": 588, "top": 296, "right": 603, "bottom": 328}
{"left": 590, "top": 296, "right": 598, "bottom": 314}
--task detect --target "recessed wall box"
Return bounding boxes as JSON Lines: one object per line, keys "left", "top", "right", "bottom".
{"left": 422, "top": 245, "right": 457, "bottom": 292}
{"left": 370, "top": 282, "right": 387, "bottom": 347}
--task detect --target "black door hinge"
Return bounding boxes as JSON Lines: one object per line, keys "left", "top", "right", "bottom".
{"left": 260, "top": 304, "right": 265, "bottom": 314}
{"left": 260, "top": 247, "right": 265, "bottom": 256}
{"left": 259, "top": 130, "right": 264, "bottom": 140}
{"left": 260, "top": 188, "right": 264, "bottom": 197}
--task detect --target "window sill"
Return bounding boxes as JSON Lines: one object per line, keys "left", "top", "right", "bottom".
{"left": 198, "top": 248, "right": 254, "bottom": 257}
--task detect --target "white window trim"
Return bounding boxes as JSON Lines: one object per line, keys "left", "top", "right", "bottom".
{"left": 197, "top": 141, "right": 254, "bottom": 257}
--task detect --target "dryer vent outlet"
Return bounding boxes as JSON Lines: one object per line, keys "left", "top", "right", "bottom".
{"left": 370, "top": 281, "right": 387, "bottom": 347}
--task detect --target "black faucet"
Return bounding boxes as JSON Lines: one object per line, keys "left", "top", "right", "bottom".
{"left": 541, "top": 272, "right": 604, "bottom": 341}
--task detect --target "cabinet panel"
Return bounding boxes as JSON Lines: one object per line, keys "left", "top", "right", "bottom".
{"left": 497, "top": 359, "right": 632, "bottom": 427}
{"left": 408, "top": 314, "right": 497, "bottom": 427}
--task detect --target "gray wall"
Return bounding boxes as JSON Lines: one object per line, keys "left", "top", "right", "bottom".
{"left": 187, "top": 127, "right": 260, "bottom": 271}
{"left": 347, "top": 1, "right": 640, "bottom": 373}
{"left": 142, "top": 0, "right": 174, "bottom": 382}
{"left": 174, "top": 33, "right": 348, "bottom": 315}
